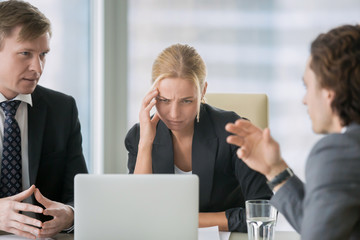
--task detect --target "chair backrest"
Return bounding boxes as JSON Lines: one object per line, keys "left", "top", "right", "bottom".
{"left": 205, "top": 93, "right": 268, "bottom": 129}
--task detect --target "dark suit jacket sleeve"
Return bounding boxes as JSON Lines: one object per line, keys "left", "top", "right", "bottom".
{"left": 225, "top": 147, "right": 273, "bottom": 232}
{"left": 31, "top": 87, "right": 88, "bottom": 209}
{"left": 271, "top": 133, "right": 360, "bottom": 239}
{"left": 61, "top": 97, "right": 88, "bottom": 206}
{"left": 125, "top": 123, "right": 140, "bottom": 174}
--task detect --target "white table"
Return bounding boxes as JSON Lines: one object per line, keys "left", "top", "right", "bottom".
{"left": 1, "top": 231, "right": 300, "bottom": 240}
{"left": 229, "top": 231, "right": 300, "bottom": 240}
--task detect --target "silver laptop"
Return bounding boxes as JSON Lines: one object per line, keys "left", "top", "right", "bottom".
{"left": 75, "top": 174, "right": 199, "bottom": 240}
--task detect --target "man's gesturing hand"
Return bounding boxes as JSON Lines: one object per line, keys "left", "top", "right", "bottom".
{"left": 225, "top": 119, "right": 288, "bottom": 180}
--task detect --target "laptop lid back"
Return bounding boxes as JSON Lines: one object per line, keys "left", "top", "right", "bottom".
{"left": 75, "top": 174, "right": 198, "bottom": 240}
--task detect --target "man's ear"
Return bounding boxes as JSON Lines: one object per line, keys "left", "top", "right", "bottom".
{"left": 324, "top": 88, "right": 335, "bottom": 103}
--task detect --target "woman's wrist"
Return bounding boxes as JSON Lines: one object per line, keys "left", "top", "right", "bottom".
{"left": 134, "top": 140, "right": 154, "bottom": 174}
{"left": 138, "top": 139, "right": 153, "bottom": 149}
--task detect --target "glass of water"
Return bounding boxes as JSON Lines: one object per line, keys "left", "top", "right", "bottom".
{"left": 246, "top": 200, "right": 278, "bottom": 240}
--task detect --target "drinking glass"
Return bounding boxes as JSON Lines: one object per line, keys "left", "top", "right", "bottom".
{"left": 246, "top": 200, "right": 278, "bottom": 240}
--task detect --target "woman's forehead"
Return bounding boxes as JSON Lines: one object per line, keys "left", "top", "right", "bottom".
{"left": 157, "top": 77, "right": 198, "bottom": 97}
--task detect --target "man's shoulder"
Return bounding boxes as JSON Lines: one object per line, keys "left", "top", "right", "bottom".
{"left": 306, "top": 126, "right": 360, "bottom": 186}
{"left": 32, "top": 85, "right": 75, "bottom": 104}
{"left": 312, "top": 124, "right": 360, "bottom": 152}
{"left": 309, "top": 131, "right": 360, "bottom": 166}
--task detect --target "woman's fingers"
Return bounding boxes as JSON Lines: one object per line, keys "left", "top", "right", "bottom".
{"left": 144, "top": 97, "right": 157, "bottom": 112}
{"left": 141, "top": 89, "right": 158, "bottom": 109}
{"left": 140, "top": 89, "right": 158, "bottom": 121}
{"left": 151, "top": 112, "right": 160, "bottom": 126}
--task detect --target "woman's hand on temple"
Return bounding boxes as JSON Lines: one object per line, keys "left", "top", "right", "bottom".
{"left": 139, "top": 89, "right": 160, "bottom": 146}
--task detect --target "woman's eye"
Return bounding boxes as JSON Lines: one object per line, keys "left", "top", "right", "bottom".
{"left": 159, "top": 99, "right": 169, "bottom": 103}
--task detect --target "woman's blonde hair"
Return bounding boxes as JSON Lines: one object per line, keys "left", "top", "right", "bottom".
{"left": 151, "top": 43, "right": 207, "bottom": 122}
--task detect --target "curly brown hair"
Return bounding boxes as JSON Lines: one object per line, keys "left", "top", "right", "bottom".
{"left": 310, "top": 24, "right": 360, "bottom": 126}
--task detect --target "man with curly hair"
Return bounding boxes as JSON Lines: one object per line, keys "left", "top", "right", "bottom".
{"left": 226, "top": 24, "right": 360, "bottom": 239}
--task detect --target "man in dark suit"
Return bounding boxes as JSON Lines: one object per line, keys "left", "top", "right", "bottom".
{"left": 0, "top": 1, "right": 88, "bottom": 239}
{"left": 226, "top": 24, "right": 360, "bottom": 239}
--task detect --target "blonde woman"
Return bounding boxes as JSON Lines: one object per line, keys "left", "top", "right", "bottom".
{"left": 125, "top": 44, "right": 272, "bottom": 232}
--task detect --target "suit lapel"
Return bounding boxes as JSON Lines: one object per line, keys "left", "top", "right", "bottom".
{"left": 192, "top": 105, "right": 218, "bottom": 207}
{"left": 151, "top": 105, "right": 218, "bottom": 207}
{"left": 152, "top": 121, "right": 174, "bottom": 173}
{"left": 28, "top": 88, "right": 47, "bottom": 185}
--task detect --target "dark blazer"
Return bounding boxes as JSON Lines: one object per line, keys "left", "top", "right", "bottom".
{"left": 28, "top": 85, "right": 88, "bottom": 218}
{"left": 125, "top": 103, "right": 272, "bottom": 232}
{"left": 271, "top": 123, "right": 360, "bottom": 240}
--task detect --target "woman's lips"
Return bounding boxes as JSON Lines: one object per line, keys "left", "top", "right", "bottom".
{"left": 167, "top": 120, "right": 183, "bottom": 125}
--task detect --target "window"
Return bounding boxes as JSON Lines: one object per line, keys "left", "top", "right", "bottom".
{"left": 27, "top": 0, "right": 92, "bottom": 171}
{"left": 128, "top": 0, "right": 360, "bottom": 230}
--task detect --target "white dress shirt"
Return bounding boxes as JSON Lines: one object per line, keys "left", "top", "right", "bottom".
{"left": 341, "top": 126, "right": 347, "bottom": 133}
{"left": 174, "top": 165, "right": 192, "bottom": 175}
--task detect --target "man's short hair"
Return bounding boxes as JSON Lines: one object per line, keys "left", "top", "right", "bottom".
{"left": 310, "top": 24, "right": 360, "bottom": 126}
{"left": 0, "top": 0, "right": 51, "bottom": 48}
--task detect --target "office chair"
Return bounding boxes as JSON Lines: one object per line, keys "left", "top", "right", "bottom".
{"left": 205, "top": 93, "right": 268, "bottom": 129}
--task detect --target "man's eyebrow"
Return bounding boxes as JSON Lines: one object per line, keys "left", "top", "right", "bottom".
{"left": 18, "top": 48, "right": 50, "bottom": 53}
{"left": 17, "top": 47, "right": 34, "bottom": 52}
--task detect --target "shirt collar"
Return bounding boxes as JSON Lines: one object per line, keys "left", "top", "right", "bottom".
{"left": 0, "top": 93, "right": 33, "bottom": 106}
{"left": 341, "top": 126, "right": 347, "bottom": 134}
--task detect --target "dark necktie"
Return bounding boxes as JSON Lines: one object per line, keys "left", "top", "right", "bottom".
{"left": 0, "top": 100, "right": 22, "bottom": 197}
